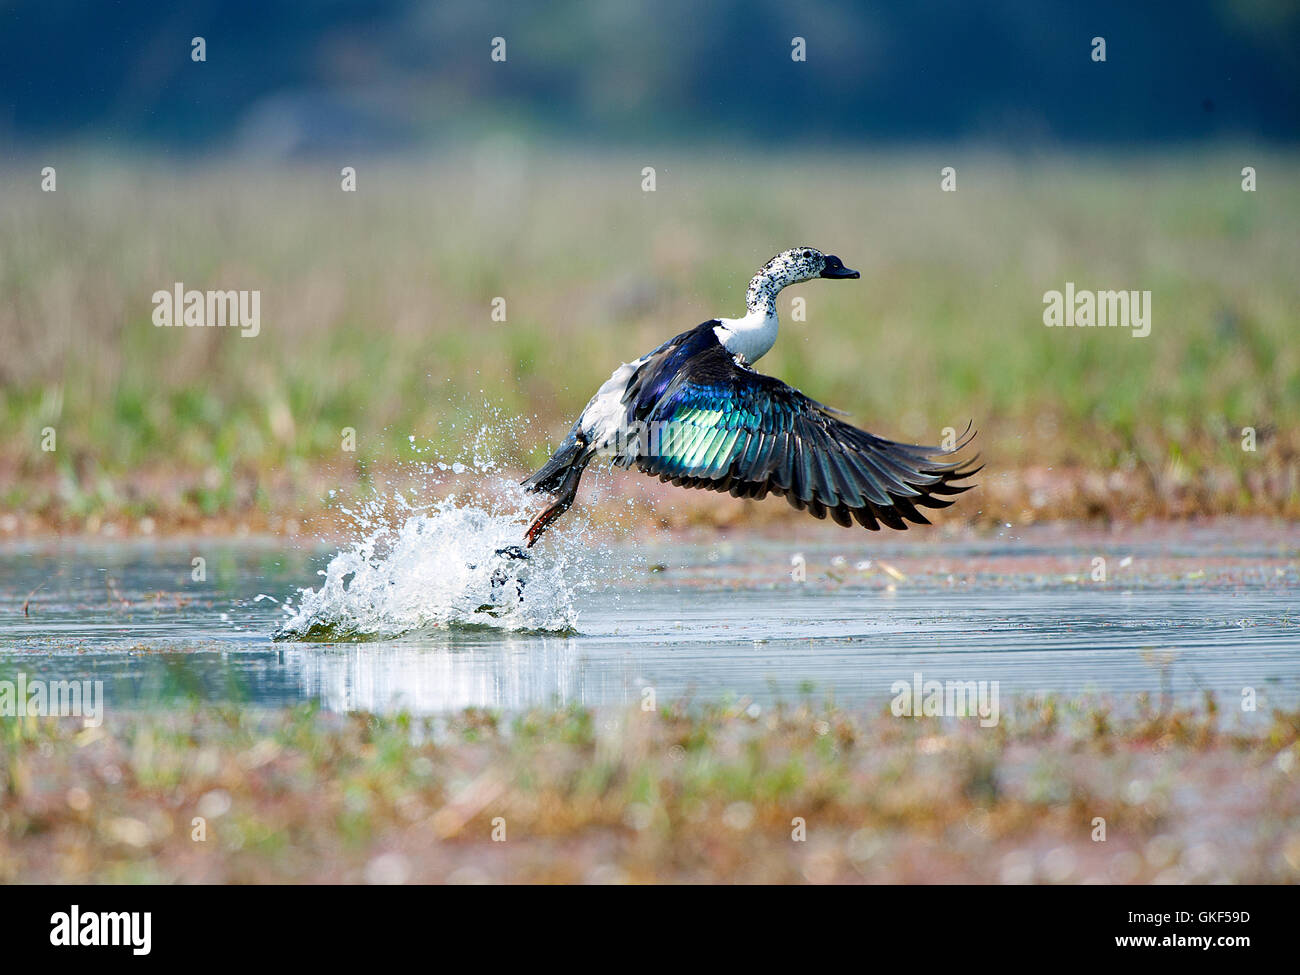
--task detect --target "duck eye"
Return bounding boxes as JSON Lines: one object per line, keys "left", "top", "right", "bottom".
{"left": 802, "top": 250, "right": 812, "bottom": 258}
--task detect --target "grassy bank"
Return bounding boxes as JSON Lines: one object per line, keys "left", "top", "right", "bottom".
{"left": 2, "top": 148, "right": 1298, "bottom": 532}
{"left": 3, "top": 696, "right": 1298, "bottom": 883}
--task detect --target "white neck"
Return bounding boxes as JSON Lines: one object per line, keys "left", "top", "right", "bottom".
{"left": 714, "top": 305, "right": 779, "bottom": 363}
{"left": 714, "top": 271, "right": 782, "bottom": 363}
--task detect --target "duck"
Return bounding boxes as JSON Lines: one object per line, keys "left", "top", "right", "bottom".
{"left": 520, "top": 247, "right": 979, "bottom": 547}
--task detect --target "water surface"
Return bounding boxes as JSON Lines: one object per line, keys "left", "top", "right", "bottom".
{"left": 2, "top": 523, "right": 1297, "bottom": 715}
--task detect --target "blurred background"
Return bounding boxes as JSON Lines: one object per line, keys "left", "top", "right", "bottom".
{"left": 1, "top": 0, "right": 1297, "bottom": 533}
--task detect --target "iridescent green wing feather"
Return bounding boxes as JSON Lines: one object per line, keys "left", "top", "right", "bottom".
{"left": 635, "top": 342, "right": 979, "bottom": 530}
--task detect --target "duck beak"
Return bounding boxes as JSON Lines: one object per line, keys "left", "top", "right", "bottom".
{"left": 819, "top": 256, "right": 860, "bottom": 279}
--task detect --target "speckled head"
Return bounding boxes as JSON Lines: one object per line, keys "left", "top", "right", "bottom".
{"left": 745, "top": 247, "right": 859, "bottom": 312}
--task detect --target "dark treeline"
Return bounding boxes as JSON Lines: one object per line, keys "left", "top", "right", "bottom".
{"left": 1, "top": 0, "right": 1297, "bottom": 152}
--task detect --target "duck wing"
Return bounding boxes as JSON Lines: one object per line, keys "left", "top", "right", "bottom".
{"left": 631, "top": 340, "right": 979, "bottom": 529}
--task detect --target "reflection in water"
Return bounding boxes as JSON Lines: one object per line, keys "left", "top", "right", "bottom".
{"left": 284, "top": 636, "right": 605, "bottom": 713}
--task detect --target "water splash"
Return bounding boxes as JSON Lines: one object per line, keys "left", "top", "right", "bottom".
{"left": 274, "top": 412, "right": 617, "bottom": 640}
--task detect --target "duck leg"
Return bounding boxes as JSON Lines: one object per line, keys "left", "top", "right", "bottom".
{"left": 524, "top": 459, "right": 587, "bottom": 547}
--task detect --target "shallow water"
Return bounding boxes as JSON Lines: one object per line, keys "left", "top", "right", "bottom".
{"left": 1, "top": 523, "right": 1297, "bottom": 715}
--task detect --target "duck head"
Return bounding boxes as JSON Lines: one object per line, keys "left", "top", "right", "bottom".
{"left": 745, "top": 246, "right": 859, "bottom": 313}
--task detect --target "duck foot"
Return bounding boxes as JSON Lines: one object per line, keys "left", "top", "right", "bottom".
{"left": 472, "top": 546, "right": 528, "bottom": 613}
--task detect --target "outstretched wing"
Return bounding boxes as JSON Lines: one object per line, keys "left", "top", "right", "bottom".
{"left": 631, "top": 341, "right": 979, "bottom": 530}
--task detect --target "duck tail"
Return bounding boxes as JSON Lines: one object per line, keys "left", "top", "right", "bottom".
{"left": 521, "top": 425, "right": 589, "bottom": 494}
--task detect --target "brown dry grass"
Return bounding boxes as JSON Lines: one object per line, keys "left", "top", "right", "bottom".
{"left": 3, "top": 695, "right": 1298, "bottom": 883}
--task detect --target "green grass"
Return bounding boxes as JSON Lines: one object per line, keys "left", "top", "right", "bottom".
{"left": 1, "top": 148, "right": 1297, "bottom": 526}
